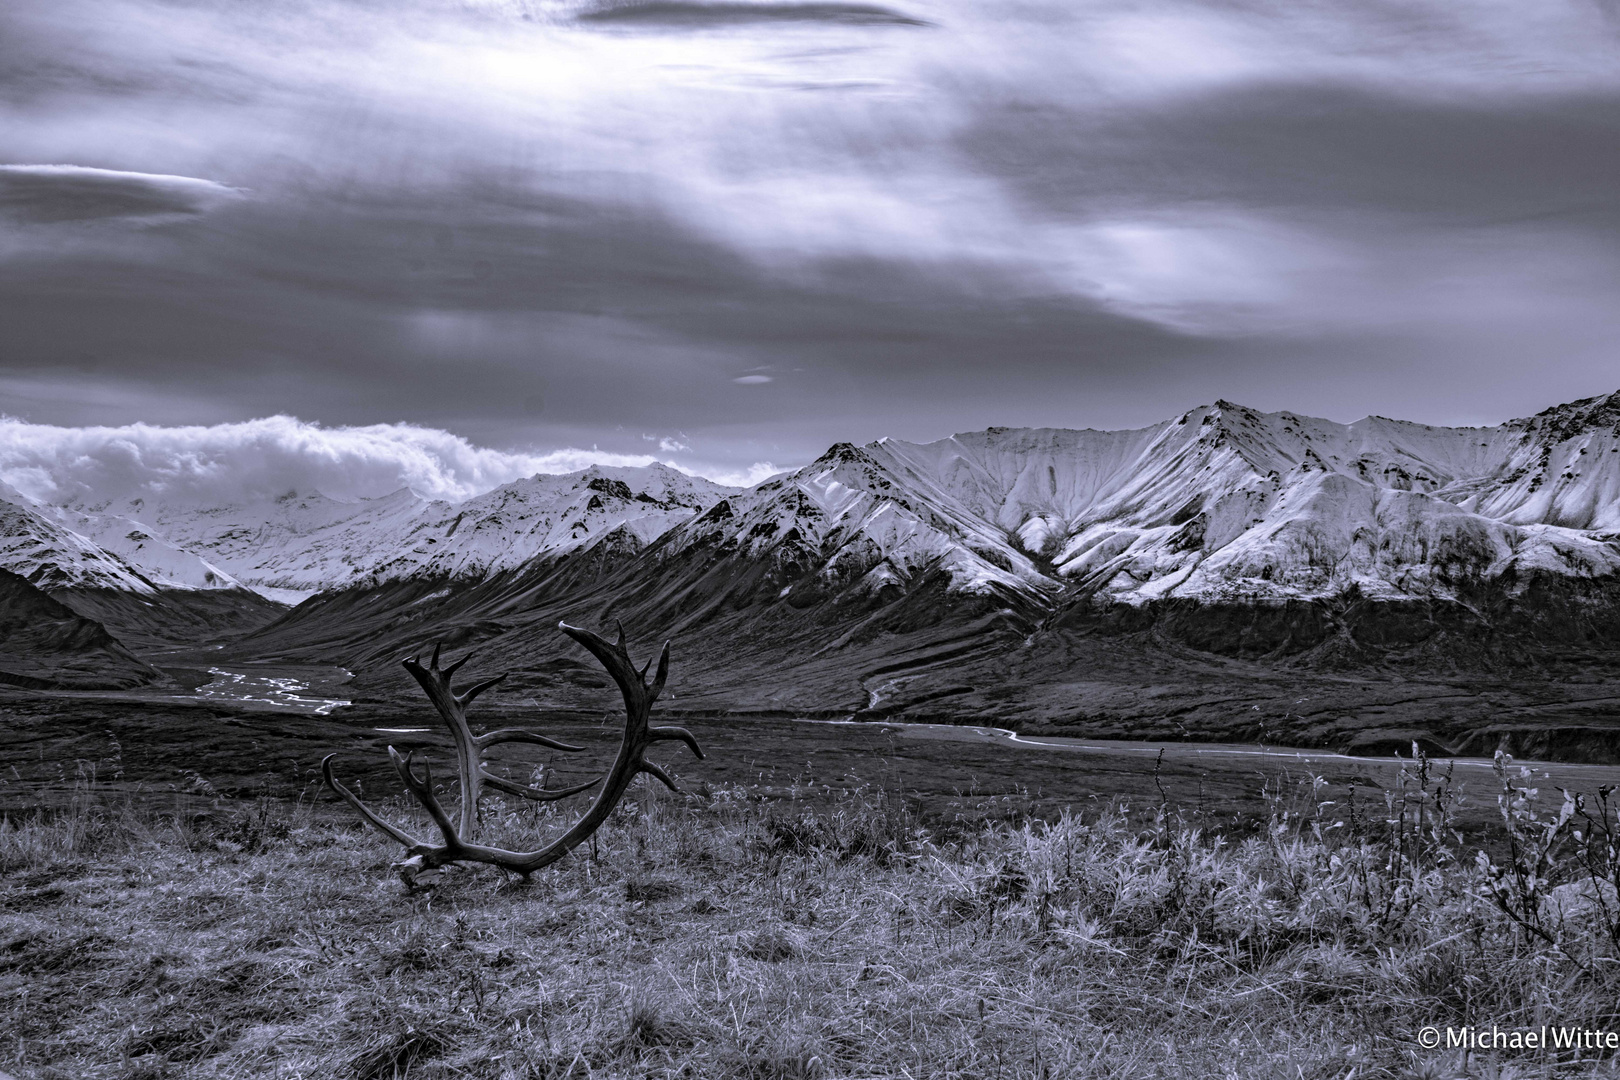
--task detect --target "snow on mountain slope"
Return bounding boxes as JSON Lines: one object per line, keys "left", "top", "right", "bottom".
{"left": 653, "top": 442, "right": 1057, "bottom": 606}
{"left": 1466, "top": 392, "right": 1620, "bottom": 530}
{"left": 75, "top": 487, "right": 443, "bottom": 595}
{"left": 365, "top": 464, "right": 736, "bottom": 582}
{"left": 47, "top": 508, "right": 243, "bottom": 590}
{"left": 0, "top": 481, "right": 157, "bottom": 593}
{"left": 638, "top": 391, "right": 1620, "bottom": 614}
{"left": 868, "top": 424, "right": 1172, "bottom": 557}
{"left": 864, "top": 393, "right": 1620, "bottom": 606}
{"left": 0, "top": 482, "right": 287, "bottom": 661}
{"left": 55, "top": 464, "right": 735, "bottom": 594}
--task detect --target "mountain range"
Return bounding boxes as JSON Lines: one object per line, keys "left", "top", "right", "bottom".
{"left": 5, "top": 392, "right": 1620, "bottom": 758}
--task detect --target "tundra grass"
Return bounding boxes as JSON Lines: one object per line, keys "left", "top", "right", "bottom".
{"left": 3, "top": 773, "right": 1620, "bottom": 1080}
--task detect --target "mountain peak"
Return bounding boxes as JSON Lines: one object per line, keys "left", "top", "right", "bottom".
{"left": 815, "top": 442, "right": 873, "bottom": 466}
{"left": 1520, "top": 388, "right": 1620, "bottom": 444}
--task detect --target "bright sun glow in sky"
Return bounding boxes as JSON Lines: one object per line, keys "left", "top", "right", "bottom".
{"left": 2, "top": 0, "right": 1618, "bottom": 494}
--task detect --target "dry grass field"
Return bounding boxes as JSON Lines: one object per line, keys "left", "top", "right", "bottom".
{"left": 6, "top": 758, "right": 1620, "bottom": 1080}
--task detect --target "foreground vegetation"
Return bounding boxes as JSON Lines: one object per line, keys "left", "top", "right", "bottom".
{"left": 5, "top": 758, "right": 1620, "bottom": 1079}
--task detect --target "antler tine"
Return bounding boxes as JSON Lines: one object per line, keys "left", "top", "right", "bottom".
{"left": 649, "top": 724, "right": 703, "bottom": 759}
{"left": 615, "top": 620, "right": 627, "bottom": 649}
{"left": 401, "top": 652, "right": 481, "bottom": 837}
{"left": 639, "top": 760, "right": 684, "bottom": 794}
{"left": 650, "top": 642, "right": 671, "bottom": 700}
{"left": 442, "top": 651, "right": 474, "bottom": 679}
{"left": 389, "top": 748, "right": 461, "bottom": 848}
{"left": 558, "top": 622, "right": 645, "bottom": 703}
{"left": 456, "top": 673, "right": 506, "bottom": 708}
{"left": 558, "top": 621, "right": 620, "bottom": 661}
{"left": 429, "top": 642, "right": 443, "bottom": 670}
{"left": 320, "top": 754, "right": 424, "bottom": 849}
{"left": 480, "top": 771, "right": 601, "bottom": 803}
{"left": 476, "top": 728, "right": 586, "bottom": 752}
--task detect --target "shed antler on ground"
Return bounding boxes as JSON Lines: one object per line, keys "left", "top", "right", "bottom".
{"left": 321, "top": 621, "right": 705, "bottom": 883}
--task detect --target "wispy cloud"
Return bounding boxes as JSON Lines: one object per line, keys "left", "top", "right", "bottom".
{"left": 575, "top": 1, "right": 930, "bottom": 28}
{"left": 0, "top": 165, "right": 243, "bottom": 223}
{"left": 0, "top": 0, "right": 1616, "bottom": 467}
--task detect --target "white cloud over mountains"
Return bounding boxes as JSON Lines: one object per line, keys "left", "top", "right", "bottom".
{"left": 0, "top": 415, "right": 767, "bottom": 507}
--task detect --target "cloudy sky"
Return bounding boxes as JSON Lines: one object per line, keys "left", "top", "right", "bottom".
{"left": 1, "top": 0, "right": 1618, "bottom": 495}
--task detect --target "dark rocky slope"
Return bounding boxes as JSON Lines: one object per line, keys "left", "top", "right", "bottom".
{"left": 0, "top": 569, "right": 160, "bottom": 689}
{"left": 51, "top": 586, "right": 290, "bottom": 653}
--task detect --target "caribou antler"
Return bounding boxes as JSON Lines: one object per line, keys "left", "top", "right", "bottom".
{"left": 322, "top": 622, "right": 705, "bottom": 883}
{"left": 320, "top": 639, "right": 597, "bottom": 873}
{"left": 400, "top": 642, "right": 596, "bottom": 835}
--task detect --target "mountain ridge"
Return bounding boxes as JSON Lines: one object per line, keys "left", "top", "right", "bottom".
{"left": 9, "top": 391, "right": 1620, "bottom": 759}
{"left": 16, "top": 392, "right": 1620, "bottom": 608}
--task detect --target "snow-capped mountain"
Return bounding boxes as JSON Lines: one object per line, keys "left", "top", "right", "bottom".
{"left": 0, "top": 480, "right": 286, "bottom": 661}
{"left": 51, "top": 463, "right": 736, "bottom": 598}
{"left": 12, "top": 392, "right": 1620, "bottom": 619}
{"left": 0, "top": 480, "right": 160, "bottom": 593}
{"left": 1031, "top": 396, "right": 1620, "bottom": 604}
{"left": 644, "top": 392, "right": 1620, "bottom": 613}
{"left": 77, "top": 487, "right": 445, "bottom": 599}
{"left": 222, "top": 390, "right": 1620, "bottom": 743}
{"left": 0, "top": 479, "right": 246, "bottom": 594}
{"left": 651, "top": 441, "right": 1056, "bottom": 611}
{"left": 365, "top": 464, "right": 735, "bottom": 583}
{"left": 48, "top": 508, "right": 244, "bottom": 591}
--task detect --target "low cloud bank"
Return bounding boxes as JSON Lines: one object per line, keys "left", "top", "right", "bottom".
{"left": 0, "top": 415, "right": 765, "bottom": 506}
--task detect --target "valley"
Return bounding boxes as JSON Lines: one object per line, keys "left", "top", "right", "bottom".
{"left": 5, "top": 391, "right": 1620, "bottom": 770}
{"left": 10, "top": 680, "right": 1620, "bottom": 847}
